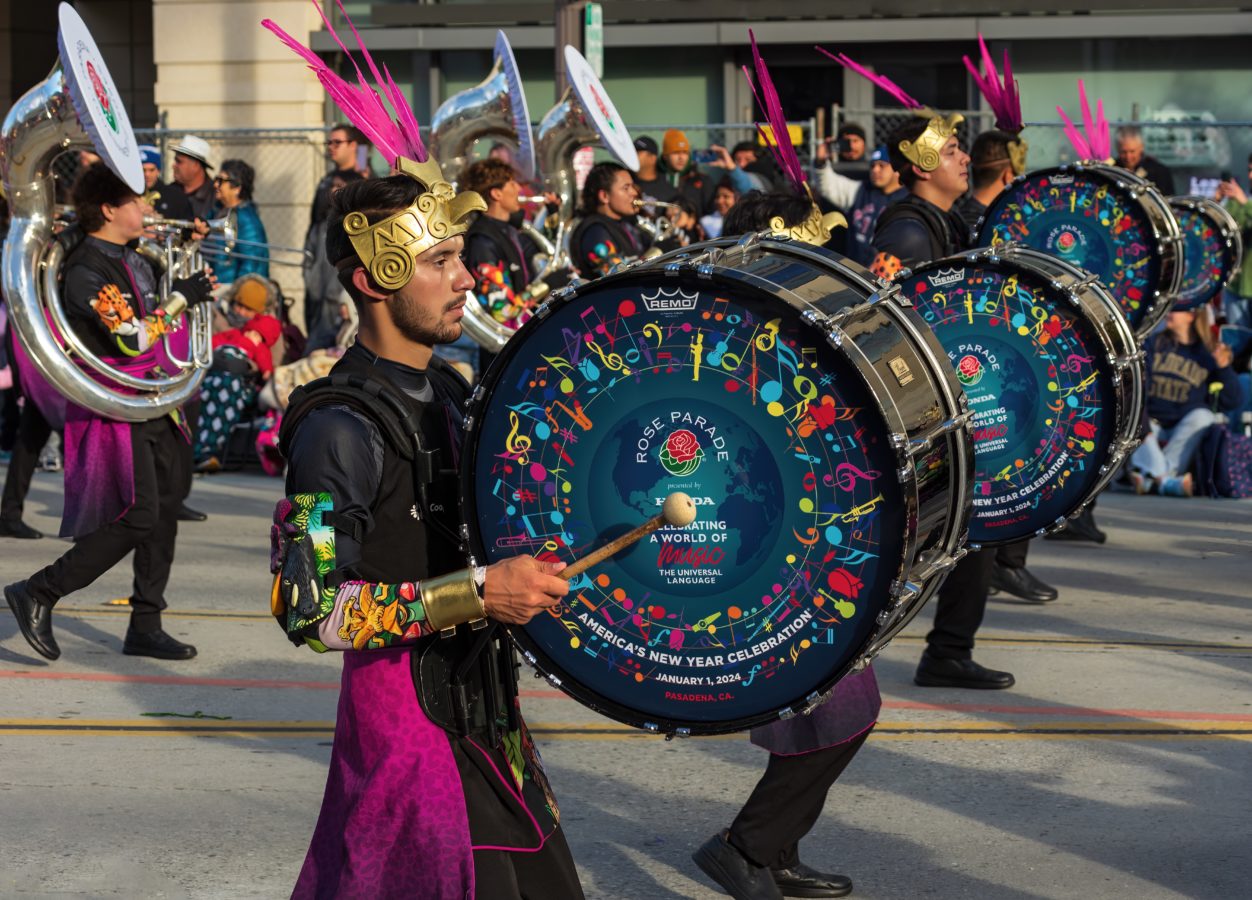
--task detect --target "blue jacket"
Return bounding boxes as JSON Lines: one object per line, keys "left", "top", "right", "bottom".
{"left": 211, "top": 202, "right": 270, "bottom": 284}
{"left": 1146, "top": 333, "right": 1244, "bottom": 427}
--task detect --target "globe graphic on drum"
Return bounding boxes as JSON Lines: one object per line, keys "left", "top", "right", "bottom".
{"left": 979, "top": 168, "right": 1161, "bottom": 332}
{"left": 900, "top": 257, "right": 1115, "bottom": 543}
{"left": 463, "top": 275, "right": 908, "bottom": 733}
{"left": 590, "top": 404, "right": 784, "bottom": 596}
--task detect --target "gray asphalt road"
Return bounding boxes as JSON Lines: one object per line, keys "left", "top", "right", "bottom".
{"left": 1, "top": 468, "right": 1248, "bottom": 899}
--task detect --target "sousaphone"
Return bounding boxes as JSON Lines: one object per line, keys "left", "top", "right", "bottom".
{"left": 1, "top": 3, "right": 211, "bottom": 423}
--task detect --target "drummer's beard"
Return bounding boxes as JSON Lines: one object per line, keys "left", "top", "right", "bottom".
{"left": 390, "top": 290, "right": 463, "bottom": 347}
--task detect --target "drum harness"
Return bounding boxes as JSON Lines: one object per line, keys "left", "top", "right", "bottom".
{"left": 283, "top": 369, "right": 521, "bottom": 746}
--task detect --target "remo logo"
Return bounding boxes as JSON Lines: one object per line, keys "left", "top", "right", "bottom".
{"left": 659, "top": 429, "right": 704, "bottom": 476}
{"left": 86, "top": 60, "right": 118, "bottom": 132}
{"left": 956, "top": 354, "right": 984, "bottom": 387}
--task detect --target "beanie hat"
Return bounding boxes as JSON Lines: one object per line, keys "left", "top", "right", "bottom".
{"left": 662, "top": 129, "right": 691, "bottom": 155}
{"left": 233, "top": 277, "right": 270, "bottom": 313}
{"left": 139, "top": 145, "right": 162, "bottom": 168}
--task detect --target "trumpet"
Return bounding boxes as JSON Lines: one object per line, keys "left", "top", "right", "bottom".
{"left": 142, "top": 214, "right": 313, "bottom": 268}
{"left": 632, "top": 198, "right": 681, "bottom": 243}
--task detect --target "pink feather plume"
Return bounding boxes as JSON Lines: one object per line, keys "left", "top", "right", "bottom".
{"left": 1057, "top": 79, "right": 1110, "bottom": 161}
{"left": 963, "top": 34, "right": 1022, "bottom": 134}
{"left": 262, "top": 0, "right": 426, "bottom": 163}
{"left": 742, "top": 31, "right": 807, "bottom": 195}
{"left": 815, "top": 46, "right": 923, "bottom": 110}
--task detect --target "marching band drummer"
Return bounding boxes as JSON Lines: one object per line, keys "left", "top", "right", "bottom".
{"left": 569, "top": 161, "right": 653, "bottom": 279}
{"left": 868, "top": 117, "right": 1017, "bottom": 691}
{"left": 3, "top": 164, "right": 214, "bottom": 662}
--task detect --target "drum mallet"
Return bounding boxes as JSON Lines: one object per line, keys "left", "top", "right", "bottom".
{"left": 562, "top": 492, "right": 697, "bottom": 579}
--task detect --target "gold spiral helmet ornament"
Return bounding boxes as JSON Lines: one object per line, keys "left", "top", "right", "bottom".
{"left": 341, "top": 156, "right": 485, "bottom": 292}
{"left": 899, "top": 110, "right": 965, "bottom": 172}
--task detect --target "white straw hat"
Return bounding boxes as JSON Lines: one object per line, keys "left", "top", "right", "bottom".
{"left": 170, "top": 134, "right": 214, "bottom": 170}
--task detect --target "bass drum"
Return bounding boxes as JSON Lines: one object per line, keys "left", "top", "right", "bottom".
{"left": 461, "top": 235, "right": 974, "bottom": 736}
{"left": 897, "top": 246, "right": 1144, "bottom": 546}
{"left": 976, "top": 163, "right": 1183, "bottom": 337}
{"left": 1168, "top": 196, "right": 1244, "bottom": 311}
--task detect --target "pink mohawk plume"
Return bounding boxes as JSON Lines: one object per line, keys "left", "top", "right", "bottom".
{"left": 742, "top": 31, "right": 807, "bottom": 195}
{"left": 963, "top": 34, "right": 1022, "bottom": 134}
{"left": 815, "top": 46, "right": 923, "bottom": 110}
{"left": 262, "top": 0, "right": 426, "bottom": 164}
{"left": 1057, "top": 80, "right": 1110, "bottom": 162}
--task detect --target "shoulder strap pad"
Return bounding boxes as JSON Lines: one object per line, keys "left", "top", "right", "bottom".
{"left": 279, "top": 372, "right": 422, "bottom": 462}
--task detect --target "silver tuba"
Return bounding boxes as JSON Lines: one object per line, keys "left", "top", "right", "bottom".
{"left": 536, "top": 45, "right": 639, "bottom": 222}
{"left": 431, "top": 31, "right": 546, "bottom": 353}
{"left": 1, "top": 3, "right": 210, "bottom": 422}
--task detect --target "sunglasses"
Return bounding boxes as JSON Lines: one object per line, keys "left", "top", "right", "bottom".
{"left": 213, "top": 176, "right": 238, "bottom": 186}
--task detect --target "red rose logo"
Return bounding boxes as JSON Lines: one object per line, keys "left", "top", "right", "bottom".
{"left": 659, "top": 428, "right": 704, "bottom": 476}
{"left": 86, "top": 61, "right": 118, "bottom": 132}
{"left": 956, "top": 354, "right": 983, "bottom": 386}
{"left": 827, "top": 568, "right": 863, "bottom": 599}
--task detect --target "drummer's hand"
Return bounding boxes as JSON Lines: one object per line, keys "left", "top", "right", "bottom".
{"left": 482, "top": 556, "right": 569, "bottom": 624}
{"left": 1214, "top": 342, "right": 1233, "bottom": 368}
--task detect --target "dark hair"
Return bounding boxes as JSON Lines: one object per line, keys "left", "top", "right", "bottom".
{"left": 460, "top": 158, "right": 516, "bottom": 202}
{"left": 72, "top": 163, "right": 139, "bottom": 233}
{"left": 886, "top": 118, "right": 932, "bottom": 189}
{"left": 330, "top": 123, "right": 367, "bottom": 145}
{"left": 968, "top": 129, "right": 1015, "bottom": 190}
{"left": 327, "top": 175, "right": 425, "bottom": 303}
{"left": 218, "top": 158, "right": 256, "bottom": 201}
{"left": 672, "top": 195, "right": 699, "bottom": 219}
{"left": 581, "top": 161, "right": 628, "bottom": 216}
{"left": 731, "top": 141, "right": 758, "bottom": 157}
{"left": 837, "top": 122, "right": 867, "bottom": 141}
{"left": 721, "top": 191, "right": 812, "bottom": 237}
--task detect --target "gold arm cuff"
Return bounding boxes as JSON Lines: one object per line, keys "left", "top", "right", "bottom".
{"left": 421, "top": 568, "right": 486, "bottom": 631}
{"left": 161, "top": 292, "right": 188, "bottom": 320}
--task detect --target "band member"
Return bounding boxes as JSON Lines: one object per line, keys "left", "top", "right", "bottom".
{"left": 870, "top": 117, "right": 1015, "bottom": 690}
{"left": 461, "top": 158, "right": 547, "bottom": 328}
{"left": 691, "top": 194, "right": 866, "bottom": 900}
{"left": 569, "top": 161, "right": 649, "bottom": 278}
{"left": 3, "top": 164, "right": 213, "bottom": 661}
{"left": 273, "top": 160, "right": 584, "bottom": 900}
{"left": 263, "top": 10, "right": 584, "bottom": 898}
{"left": 955, "top": 129, "right": 1058, "bottom": 605}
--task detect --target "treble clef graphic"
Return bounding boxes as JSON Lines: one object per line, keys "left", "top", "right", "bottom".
{"left": 505, "top": 411, "right": 532, "bottom": 465}
{"left": 833, "top": 462, "right": 882, "bottom": 492}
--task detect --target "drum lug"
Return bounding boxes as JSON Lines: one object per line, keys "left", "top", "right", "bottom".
{"left": 890, "top": 580, "right": 922, "bottom": 605}
{"left": 896, "top": 463, "right": 913, "bottom": 484}
{"left": 777, "top": 707, "right": 797, "bottom": 721}
{"left": 643, "top": 721, "right": 660, "bottom": 733}
{"left": 665, "top": 727, "right": 692, "bottom": 741}
{"left": 802, "top": 691, "right": 825, "bottom": 714}
{"left": 696, "top": 263, "right": 716, "bottom": 280}
{"left": 826, "top": 326, "right": 845, "bottom": 348}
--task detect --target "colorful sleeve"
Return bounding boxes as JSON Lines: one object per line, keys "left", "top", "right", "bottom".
{"left": 65, "top": 266, "right": 176, "bottom": 356}
{"left": 580, "top": 224, "right": 627, "bottom": 278}
{"left": 270, "top": 492, "right": 483, "bottom": 652}
{"left": 471, "top": 260, "right": 531, "bottom": 326}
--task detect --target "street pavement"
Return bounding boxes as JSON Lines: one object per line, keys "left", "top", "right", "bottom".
{"left": 0, "top": 466, "right": 1249, "bottom": 899}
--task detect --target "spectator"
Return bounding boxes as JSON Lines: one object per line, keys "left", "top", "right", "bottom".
{"left": 701, "top": 182, "right": 738, "bottom": 239}
{"left": 569, "top": 162, "right": 649, "bottom": 278}
{"left": 667, "top": 195, "right": 706, "bottom": 246}
{"left": 138, "top": 145, "right": 193, "bottom": 220}
{"left": 309, "top": 125, "right": 366, "bottom": 235}
{"left": 195, "top": 312, "right": 282, "bottom": 470}
{"left": 836, "top": 122, "right": 867, "bottom": 164}
{"left": 304, "top": 168, "right": 364, "bottom": 347}
{"left": 207, "top": 159, "right": 269, "bottom": 284}
{"left": 844, "top": 145, "right": 906, "bottom": 265}
{"left": 1130, "top": 306, "right": 1244, "bottom": 496}
{"left": 631, "top": 135, "right": 678, "bottom": 205}
{"left": 1215, "top": 155, "right": 1252, "bottom": 328}
{"left": 169, "top": 134, "right": 217, "bottom": 220}
{"left": 1116, "top": 126, "right": 1175, "bottom": 195}
{"left": 729, "top": 141, "right": 774, "bottom": 193}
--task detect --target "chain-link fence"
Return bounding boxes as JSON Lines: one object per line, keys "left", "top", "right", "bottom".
{"left": 42, "top": 115, "right": 1252, "bottom": 327}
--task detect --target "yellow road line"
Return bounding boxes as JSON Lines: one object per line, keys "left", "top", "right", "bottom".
{"left": 1, "top": 718, "right": 1249, "bottom": 741}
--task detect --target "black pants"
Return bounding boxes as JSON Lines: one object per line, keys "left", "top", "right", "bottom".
{"left": 728, "top": 730, "right": 871, "bottom": 870}
{"left": 26, "top": 417, "right": 185, "bottom": 633}
{"left": 0, "top": 397, "right": 52, "bottom": 525}
{"left": 924, "top": 548, "right": 995, "bottom": 660}
{"left": 473, "top": 824, "right": 585, "bottom": 900}
{"left": 995, "top": 538, "right": 1030, "bottom": 569}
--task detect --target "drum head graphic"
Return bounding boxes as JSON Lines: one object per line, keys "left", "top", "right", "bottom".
{"left": 462, "top": 268, "right": 906, "bottom": 734}
{"left": 898, "top": 253, "right": 1117, "bottom": 544}
{"left": 979, "top": 167, "right": 1169, "bottom": 334}
{"left": 1170, "top": 197, "right": 1240, "bottom": 310}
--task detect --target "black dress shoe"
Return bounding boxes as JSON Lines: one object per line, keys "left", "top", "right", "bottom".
{"left": 177, "top": 504, "right": 208, "bottom": 522}
{"left": 1045, "top": 507, "right": 1106, "bottom": 544}
{"left": 693, "top": 831, "right": 783, "bottom": 900}
{"left": 771, "top": 861, "right": 853, "bottom": 898}
{"left": 0, "top": 519, "right": 43, "bottom": 539}
{"left": 123, "top": 627, "right": 197, "bottom": 660}
{"left": 915, "top": 653, "right": 1014, "bottom": 689}
{"left": 989, "top": 564, "right": 1058, "bottom": 603}
{"left": 4, "top": 580, "right": 59, "bottom": 660}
